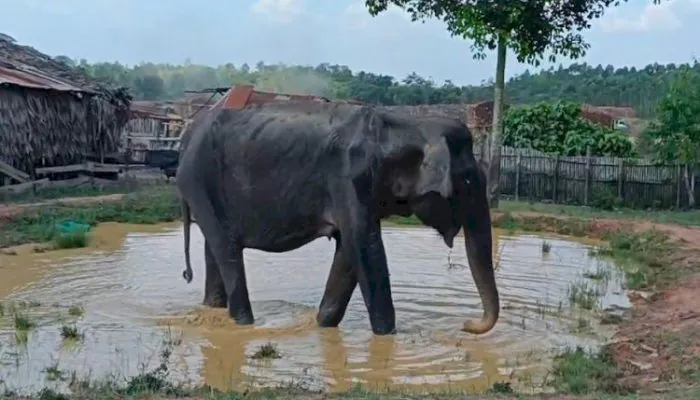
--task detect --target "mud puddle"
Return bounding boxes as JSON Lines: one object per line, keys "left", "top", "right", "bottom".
{"left": 0, "top": 224, "right": 630, "bottom": 394}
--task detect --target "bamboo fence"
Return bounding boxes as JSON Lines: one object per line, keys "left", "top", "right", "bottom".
{"left": 475, "top": 146, "right": 694, "bottom": 209}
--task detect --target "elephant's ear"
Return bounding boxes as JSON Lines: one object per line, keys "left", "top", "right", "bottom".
{"left": 381, "top": 139, "right": 452, "bottom": 199}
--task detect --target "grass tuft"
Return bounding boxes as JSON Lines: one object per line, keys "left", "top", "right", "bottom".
{"left": 52, "top": 231, "right": 89, "bottom": 249}
{"left": 14, "top": 313, "right": 34, "bottom": 331}
{"left": 550, "top": 346, "right": 624, "bottom": 395}
{"left": 541, "top": 240, "right": 552, "bottom": 253}
{"left": 567, "top": 281, "right": 600, "bottom": 310}
{"left": 60, "top": 325, "right": 83, "bottom": 341}
{"left": 68, "top": 305, "right": 85, "bottom": 317}
{"left": 251, "top": 342, "right": 282, "bottom": 360}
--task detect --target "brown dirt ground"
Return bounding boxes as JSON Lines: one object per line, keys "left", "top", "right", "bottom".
{"left": 3, "top": 195, "right": 700, "bottom": 395}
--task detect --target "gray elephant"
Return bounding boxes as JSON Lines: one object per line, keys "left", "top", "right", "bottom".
{"left": 175, "top": 101, "right": 499, "bottom": 336}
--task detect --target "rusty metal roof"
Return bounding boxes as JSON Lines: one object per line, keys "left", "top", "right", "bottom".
{"left": 0, "top": 61, "right": 95, "bottom": 93}
{"left": 130, "top": 100, "right": 183, "bottom": 121}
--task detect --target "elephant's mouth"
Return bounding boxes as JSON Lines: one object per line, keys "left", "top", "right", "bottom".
{"left": 441, "top": 225, "right": 460, "bottom": 248}
{"left": 407, "top": 193, "right": 460, "bottom": 248}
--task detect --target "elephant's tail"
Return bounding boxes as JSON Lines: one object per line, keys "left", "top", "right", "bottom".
{"left": 182, "top": 198, "right": 194, "bottom": 284}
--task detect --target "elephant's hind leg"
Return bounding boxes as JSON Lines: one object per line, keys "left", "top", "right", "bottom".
{"left": 203, "top": 240, "right": 227, "bottom": 308}
{"left": 183, "top": 189, "right": 254, "bottom": 325}
{"left": 317, "top": 239, "right": 359, "bottom": 327}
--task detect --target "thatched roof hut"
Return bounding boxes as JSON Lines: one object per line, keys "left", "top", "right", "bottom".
{"left": 0, "top": 36, "right": 131, "bottom": 177}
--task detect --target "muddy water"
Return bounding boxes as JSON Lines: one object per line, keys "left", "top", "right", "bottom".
{"left": 0, "top": 224, "right": 629, "bottom": 394}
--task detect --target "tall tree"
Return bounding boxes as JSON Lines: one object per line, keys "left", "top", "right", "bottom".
{"left": 640, "top": 65, "right": 700, "bottom": 207}
{"left": 363, "top": 0, "right": 662, "bottom": 208}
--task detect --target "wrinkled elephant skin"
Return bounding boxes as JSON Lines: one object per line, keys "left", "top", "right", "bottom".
{"left": 175, "top": 102, "right": 499, "bottom": 336}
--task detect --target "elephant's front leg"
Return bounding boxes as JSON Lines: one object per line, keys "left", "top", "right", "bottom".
{"left": 317, "top": 239, "right": 359, "bottom": 327}
{"left": 343, "top": 220, "right": 396, "bottom": 335}
{"left": 203, "top": 240, "right": 227, "bottom": 308}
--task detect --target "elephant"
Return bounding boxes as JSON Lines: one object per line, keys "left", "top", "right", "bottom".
{"left": 175, "top": 101, "right": 499, "bottom": 336}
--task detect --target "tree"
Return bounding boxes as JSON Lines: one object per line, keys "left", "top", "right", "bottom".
{"left": 363, "top": 0, "right": 663, "bottom": 208}
{"left": 640, "top": 65, "right": 700, "bottom": 207}
{"left": 66, "top": 57, "right": 691, "bottom": 116}
{"left": 53, "top": 55, "right": 75, "bottom": 68}
{"left": 133, "top": 74, "right": 165, "bottom": 100}
{"left": 503, "top": 101, "right": 635, "bottom": 157}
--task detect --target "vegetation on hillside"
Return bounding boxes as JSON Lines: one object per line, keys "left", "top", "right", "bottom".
{"left": 51, "top": 57, "right": 697, "bottom": 118}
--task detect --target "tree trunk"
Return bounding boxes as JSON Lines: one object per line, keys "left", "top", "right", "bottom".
{"left": 684, "top": 164, "right": 696, "bottom": 208}
{"left": 487, "top": 34, "right": 508, "bottom": 209}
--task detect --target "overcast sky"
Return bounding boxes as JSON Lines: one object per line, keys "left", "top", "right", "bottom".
{"left": 2, "top": 0, "right": 699, "bottom": 85}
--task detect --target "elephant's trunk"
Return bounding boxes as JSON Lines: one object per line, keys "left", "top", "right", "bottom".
{"left": 181, "top": 198, "right": 194, "bottom": 283}
{"left": 461, "top": 193, "right": 499, "bottom": 335}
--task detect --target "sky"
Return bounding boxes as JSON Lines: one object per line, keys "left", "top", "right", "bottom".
{"left": 1, "top": 0, "right": 700, "bottom": 85}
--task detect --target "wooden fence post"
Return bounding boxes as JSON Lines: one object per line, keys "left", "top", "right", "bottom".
{"left": 584, "top": 147, "right": 591, "bottom": 206}
{"left": 553, "top": 156, "right": 560, "bottom": 203}
{"left": 676, "top": 163, "right": 682, "bottom": 209}
{"left": 515, "top": 152, "right": 521, "bottom": 201}
{"left": 617, "top": 158, "right": 624, "bottom": 200}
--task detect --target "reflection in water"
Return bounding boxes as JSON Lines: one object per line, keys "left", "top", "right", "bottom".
{"left": 0, "top": 224, "right": 629, "bottom": 394}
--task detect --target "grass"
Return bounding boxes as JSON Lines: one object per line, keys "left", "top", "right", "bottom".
{"left": 488, "top": 208, "right": 679, "bottom": 292}
{"left": 0, "top": 178, "right": 155, "bottom": 205}
{"left": 541, "top": 240, "right": 551, "bottom": 253}
{"left": 498, "top": 199, "right": 700, "bottom": 228}
{"left": 598, "top": 230, "right": 676, "bottom": 290}
{"left": 549, "top": 346, "right": 621, "bottom": 395}
{"left": 13, "top": 313, "right": 34, "bottom": 331}
{"left": 567, "top": 281, "right": 601, "bottom": 310}
{"left": 60, "top": 325, "right": 83, "bottom": 341}
{"left": 583, "top": 263, "right": 612, "bottom": 281}
{"left": 0, "top": 185, "right": 180, "bottom": 249}
{"left": 250, "top": 342, "right": 282, "bottom": 360}
{"left": 52, "top": 231, "right": 89, "bottom": 249}
{"left": 68, "top": 305, "right": 85, "bottom": 317}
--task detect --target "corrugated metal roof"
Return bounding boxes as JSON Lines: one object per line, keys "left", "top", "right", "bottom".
{"left": 130, "top": 100, "right": 183, "bottom": 121}
{"left": 0, "top": 62, "right": 95, "bottom": 93}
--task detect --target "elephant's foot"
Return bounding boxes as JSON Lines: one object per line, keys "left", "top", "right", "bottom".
{"left": 368, "top": 303, "right": 397, "bottom": 335}
{"left": 371, "top": 323, "right": 397, "bottom": 336}
{"left": 229, "top": 309, "right": 255, "bottom": 325}
{"left": 316, "top": 304, "right": 347, "bottom": 328}
{"left": 202, "top": 295, "right": 227, "bottom": 308}
{"left": 228, "top": 297, "right": 254, "bottom": 325}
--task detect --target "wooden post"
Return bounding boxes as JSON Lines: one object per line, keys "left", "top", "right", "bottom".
{"left": 584, "top": 147, "right": 591, "bottom": 206}
{"left": 617, "top": 158, "right": 624, "bottom": 200}
{"left": 676, "top": 163, "right": 682, "bottom": 209}
{"left": 515, "top": 152, "right": 521, "bottom": 201}
{"left": 553, "top": 156, "right": 560, "bottom": 203}
{"left": 692, "top": 165, "right": 697, "bottom": 208}
{"left": 87, "top": 161, "right": 95, "bottom": 186}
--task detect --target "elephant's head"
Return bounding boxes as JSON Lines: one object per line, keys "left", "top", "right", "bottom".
{"left": 376, "top": 112, "right": 499, "bottom": 335}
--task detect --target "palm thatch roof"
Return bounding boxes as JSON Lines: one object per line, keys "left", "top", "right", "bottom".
{"left": 0, "top": 35, "right": 132, "bottom": 176}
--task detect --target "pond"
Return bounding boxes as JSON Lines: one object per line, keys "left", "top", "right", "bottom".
{"left": 0, "top": 223, "right": 630, "bottom": 395}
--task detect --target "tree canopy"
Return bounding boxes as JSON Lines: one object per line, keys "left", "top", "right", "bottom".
{"left": 364, "top": 0, "right": 622, "bottom": 64}
{"left": 61, "top": 57, "right": 697, "bottom": 118}
{"left": 640, "top": 64, "right": 700, "bottom": 205}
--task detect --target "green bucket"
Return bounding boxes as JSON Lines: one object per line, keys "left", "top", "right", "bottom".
{"left": 54, "top": 220, "right": 92, "bottom": 235}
